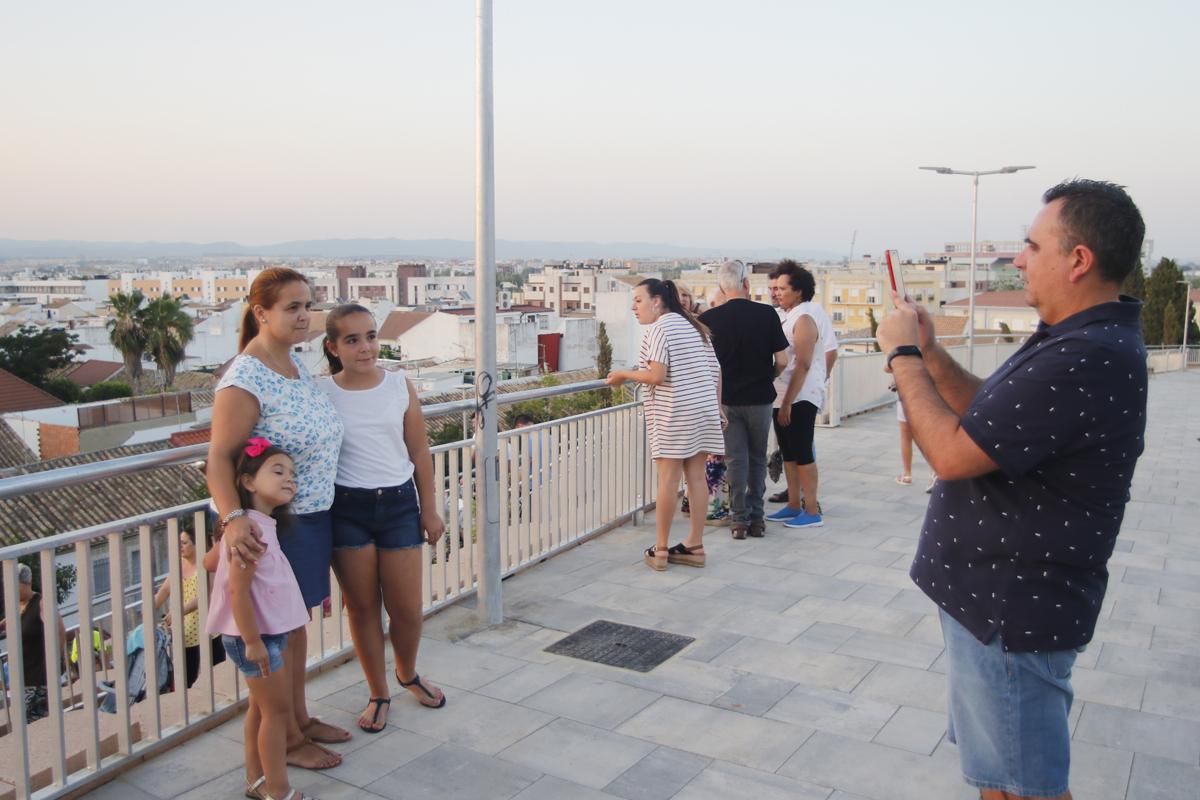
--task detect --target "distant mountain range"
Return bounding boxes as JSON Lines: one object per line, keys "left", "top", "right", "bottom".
{"left": 0, "top": 237, "right": 840, "bottom": 262}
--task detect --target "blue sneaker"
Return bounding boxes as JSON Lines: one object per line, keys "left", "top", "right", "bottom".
{"left": 783, "top": 511, "right": 824, "bottom": 529}
{"left": 766, "top": 506, "right": 803, "bottom": 521}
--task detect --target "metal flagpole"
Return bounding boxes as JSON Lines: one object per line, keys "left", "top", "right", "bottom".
{"left": 474, "top": 0, "right": 503, "bottom": 624}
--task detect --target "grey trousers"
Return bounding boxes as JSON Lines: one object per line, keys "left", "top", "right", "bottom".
{"left": 722, "top": 403, "right": 773, "bottom": 525}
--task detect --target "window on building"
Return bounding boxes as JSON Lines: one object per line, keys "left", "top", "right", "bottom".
{"left": 93, "top": 555, "right": 111, "bottom": 596}
{"left": 832, "top": 311, "right": 844, "bottom": 322}
{"left": 583, "top": 287, "right": 590, "bottom": 294}
{"left": 833, "top": 294, "right": 842, "bottom": 304}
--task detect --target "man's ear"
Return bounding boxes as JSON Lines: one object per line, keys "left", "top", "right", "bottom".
{"left": 1067, "top": 244, "right": 1098, "bottom": 284}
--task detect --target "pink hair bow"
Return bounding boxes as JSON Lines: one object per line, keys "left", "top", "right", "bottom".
{"left": 244, "top": 437, "right": 272, "bottom": 458}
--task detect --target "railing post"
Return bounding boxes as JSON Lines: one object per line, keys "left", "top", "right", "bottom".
{"left": 2, "top": 558, "right": 32, "bottom": 799}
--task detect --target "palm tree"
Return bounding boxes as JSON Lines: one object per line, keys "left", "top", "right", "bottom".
{"left": 107, "top": 291, "right": 147, "bottom": 393}
{"left": 143, "top": 294, "right": 195, "bottom": 389}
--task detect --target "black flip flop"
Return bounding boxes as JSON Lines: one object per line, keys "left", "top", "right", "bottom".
{"left": 397, "top": 672, "right": 447, "bottom": 708}
{"left": 359, "top": 697, "right": 390, "bottom": 733}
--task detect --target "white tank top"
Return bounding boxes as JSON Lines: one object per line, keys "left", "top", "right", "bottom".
{"left": 318, "top": 369, "right": 416, "bottom": 488}
{"left": 773, "top": 302, "right": 827, "bottom": 410}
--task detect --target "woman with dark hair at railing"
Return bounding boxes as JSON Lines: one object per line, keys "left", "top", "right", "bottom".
{"left": 207, "top": 267, "right": 347, "bottom": 770}
{"left": 606, "top": 279, "right": 726, "bottom": 571}
{"left": 317, "top": 304, "right": 447, "bottom": 734}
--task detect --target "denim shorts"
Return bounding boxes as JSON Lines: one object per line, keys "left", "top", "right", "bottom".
{"left": 940, "top": 609, "right": 1077, "bottom": 798}
{"left": 278, "top": 509, "right": 333, "bottom": 609}
{"left": 222, "top": 632, "right": 288, "bottom": 679}
{"left": 331, "top": 480, "right": 422, "bottom": 551}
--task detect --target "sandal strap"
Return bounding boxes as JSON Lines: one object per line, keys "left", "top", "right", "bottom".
{"left": 645, "top": 546, "right": 667, "bottom": 557}
{"left": 668, "top": 543, "right": 703, "bottom": 555}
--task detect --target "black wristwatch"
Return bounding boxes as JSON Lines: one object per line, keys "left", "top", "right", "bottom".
{"left": 886, "top": 345, "right": 923, "bottom": 369}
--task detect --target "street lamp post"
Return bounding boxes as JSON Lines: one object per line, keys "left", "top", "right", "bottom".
{"left": 1179, "top": 279, "right": 1192, "bottom": 371}
{"left": 919, "top": 165, "right": 1036, "bottom": 371}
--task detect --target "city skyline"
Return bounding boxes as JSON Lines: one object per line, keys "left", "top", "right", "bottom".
{"left": 3, "top": 2, "right": 1196, "bottom": 260}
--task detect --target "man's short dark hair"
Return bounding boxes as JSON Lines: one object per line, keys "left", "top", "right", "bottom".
{"left": 769, "top": 259, "right": 816, "bottom": 302}
{"left": 513, "top": 414, "right": 535, "bottom": 427}
{"left": 1042, "top": 179, "right": 1145, "bottom": 285}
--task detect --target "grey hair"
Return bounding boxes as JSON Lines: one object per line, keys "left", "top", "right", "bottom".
{"left": 17, "top": 563, "right": 33, "bottom": 585}
{"left": 715, "top": 260, "right": 748, "bottom": 294}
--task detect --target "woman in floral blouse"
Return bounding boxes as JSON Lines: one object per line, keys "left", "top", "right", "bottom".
{"left": 208, "top": 267, "right": 347, "bottom": 771}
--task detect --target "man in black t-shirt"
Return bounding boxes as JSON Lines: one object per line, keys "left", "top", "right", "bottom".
{"left": 700, "top": 261, "right": 789, "bottom": 539}
{"left": 877, "top": 180, "right": 1148, "bottom": 800}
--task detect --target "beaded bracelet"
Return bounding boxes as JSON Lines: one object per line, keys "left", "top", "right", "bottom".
{"left": 220, "top": 508, "right": 247, "bottom": 529}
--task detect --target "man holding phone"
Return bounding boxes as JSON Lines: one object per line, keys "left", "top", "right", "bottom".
{"left": 877, "top": 180, "right": 1147, "bottom": 800}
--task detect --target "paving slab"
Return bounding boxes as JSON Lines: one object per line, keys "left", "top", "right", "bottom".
{"left": 671, "top": 760, "right": 832, "bottom": 800}
{"left": 603, "top": 746, "right": 711, "bottom": 800}
{"left": 1073, "top": 703, "right": 1200, "bottom": 764}
{"left": 617, "top": 696, "right": 813, "bottom": 773}
{"left": 366, "top": 743, "right": 540, "bottom": 800}
{"left": 519, "top": 673, "right": 660, "bottom": 729}
{"left": 498, "top": 717, "right": 655, "bottom": 789}
{"left": 1125, "top": 752, "right": 1200, "bottom": 800}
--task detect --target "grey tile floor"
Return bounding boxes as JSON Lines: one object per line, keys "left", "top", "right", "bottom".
{"left": 101, "top": 371, "right": 1200, "bottom": 799}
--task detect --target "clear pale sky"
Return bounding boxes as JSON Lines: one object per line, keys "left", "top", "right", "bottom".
{"left": 2, "top": 1, "right": 1195, "bottom": 259}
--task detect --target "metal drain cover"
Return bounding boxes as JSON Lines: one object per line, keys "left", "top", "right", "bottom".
{"left": 544, "top": 620, "right": 695, "bottom": 673}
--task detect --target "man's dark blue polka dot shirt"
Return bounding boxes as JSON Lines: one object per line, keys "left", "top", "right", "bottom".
{"left": 911, "top": 298, "right": 1148, "bottom": 653}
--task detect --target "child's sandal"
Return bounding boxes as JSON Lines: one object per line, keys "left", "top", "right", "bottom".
{"left": 644, "top": 545, "right": 668, "bottom": 571}
{"left": 245, "top": 777, "right": 267, "bottom": 800}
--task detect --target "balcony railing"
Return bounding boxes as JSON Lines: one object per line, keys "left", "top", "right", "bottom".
{"left": 0, "top": 380, "right": 656, "bottom": 800}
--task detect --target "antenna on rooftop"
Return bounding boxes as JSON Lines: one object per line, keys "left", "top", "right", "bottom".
{"left": 845, "top": 230, "right": 857, "bottom": 266}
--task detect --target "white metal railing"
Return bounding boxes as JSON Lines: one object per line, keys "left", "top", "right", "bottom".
{"left": 823, "top": 334, "right": 1028, "bottom": 425}
{"left": 0, "top": 384, "right": 654, "bottom": 800}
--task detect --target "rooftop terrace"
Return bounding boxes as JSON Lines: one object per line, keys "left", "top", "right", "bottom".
{"left": 85, "top": 370, "right": 1200, "bottom": 800}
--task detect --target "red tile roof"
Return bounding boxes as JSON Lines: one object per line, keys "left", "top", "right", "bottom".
{"left": 0, "top": 368, "right": 66, "bottom": 414}
{"left": 379, "top": 310, "right": 433, "bottom": 339}
{"left": 60, "top": 359, "right": 125, "bottom": 388}
{"left": 169, "top": 427, "right": 212, "bottom": 447}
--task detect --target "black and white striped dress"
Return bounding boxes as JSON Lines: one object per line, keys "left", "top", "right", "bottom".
{"left": 639, "top": 312, "right": 724, "bottom": 460}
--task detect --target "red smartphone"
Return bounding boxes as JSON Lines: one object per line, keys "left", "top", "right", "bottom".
{"left": 885, "top": 249, "right": 906, "bottom": 299}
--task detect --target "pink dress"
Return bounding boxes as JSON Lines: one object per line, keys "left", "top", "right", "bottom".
{"left": 206, "top": 510, "right": 309, "bottom": 637}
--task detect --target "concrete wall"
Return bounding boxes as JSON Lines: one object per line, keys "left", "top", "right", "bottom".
{"left": 558, "top": 317, "right": 599, "bottom": 372}
{"left": 595, "top": 289, "right": 641, "bottom": 369}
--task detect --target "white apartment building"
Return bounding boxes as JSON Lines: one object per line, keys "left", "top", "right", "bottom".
{"left": 404, "top": 276, "right": 474, "bottom": 306}
{"left": 524, "top": 267, "right": 598, "bottom": 312}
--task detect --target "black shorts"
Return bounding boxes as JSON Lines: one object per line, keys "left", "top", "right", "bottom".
{"left": 773, "top": 401, "right": 818, "bottom": 465}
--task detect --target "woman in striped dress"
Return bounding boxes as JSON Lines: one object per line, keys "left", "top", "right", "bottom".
{"left": 606, "top": 279, "right": 725, "bottom": 571}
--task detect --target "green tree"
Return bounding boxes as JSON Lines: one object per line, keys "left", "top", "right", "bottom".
{"left": 866, "top": 307, "right": 882, "bottom": 353}
{"left": 596, "top": 322, "right": 613, "bottom": 406}
{"left": 44, "top": 376, "right": 84, "bottom": 403}
{"left": 429, "top": 418, "right": 465, "bottom": 446}
{"left": 0, "top": 325, "right": 77, "bottom": 387}
{"left": 1163, "top": 300, "right": 1182, "bottom": 346}
{"left": 84, "top": 380, "right": 133, "bottom": 401}
{"left": 107, "top": 291, "right": 148, "bottom": 392}
{"left": 1121, "top": 262, "right": 1146, "bottom": 299}
{"left": 143, "top": 294, "right": 194, "bottom": 388}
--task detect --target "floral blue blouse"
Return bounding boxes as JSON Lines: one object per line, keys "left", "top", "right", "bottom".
{"left": 216, "top": 354, "right": 343, "bottom": 514}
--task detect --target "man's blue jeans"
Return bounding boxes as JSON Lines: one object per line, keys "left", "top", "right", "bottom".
{"left": 722, "top": 404, "right": 773, "bottom": 525}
